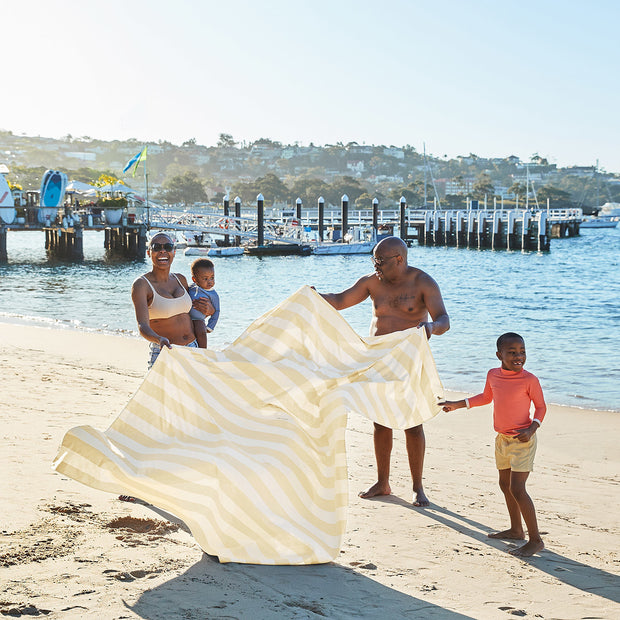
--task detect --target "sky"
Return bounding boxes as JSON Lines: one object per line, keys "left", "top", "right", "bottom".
{"left": 4, "top": 0, "right": 620, "bottom": 172}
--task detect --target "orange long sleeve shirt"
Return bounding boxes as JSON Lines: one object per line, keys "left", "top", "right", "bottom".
{"left": 467, "top": 368, "right": 546, "bottom": 436}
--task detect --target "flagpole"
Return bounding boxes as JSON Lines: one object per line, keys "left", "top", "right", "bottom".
{"left": 144, "top": 146, "right": 149, "bottom": 230}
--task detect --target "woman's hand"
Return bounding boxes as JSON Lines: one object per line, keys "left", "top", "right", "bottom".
{"left": 193, "top": 297, "right": 215, "bottom": 316}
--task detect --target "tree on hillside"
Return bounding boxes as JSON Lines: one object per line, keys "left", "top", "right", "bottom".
{"left": 159, "top": 171, "right": 208, "bottom": 206}
{"left": 536, "top": 185, "right": 571, "bottom": 205}
{"left": 354, "top": 192, "right": 375, "bottom": 209}
{"left": 328, "top": 176, "right": 365, "bottom": 206}
{"left": 472, "top": 173, "right": 495, "bottom": 200}
{"left": 289, "top": 178, "right": 331, "bottom": 206}
{"left": 230, "top": 174, "right": 290, "bottom": 205}
{"left": 217, "top": 133, "right": 237, "bottom": 148}
{"left": 508, "top": 181, "right": 527, "bottom": 199}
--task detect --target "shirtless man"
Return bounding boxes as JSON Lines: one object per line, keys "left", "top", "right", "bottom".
{"left": 320, "top": 236, "right": 450, "bottom": 506}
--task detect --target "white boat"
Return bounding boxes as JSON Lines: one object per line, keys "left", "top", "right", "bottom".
{"left": 184, "top": 246, "right": 211, "bottom": 256}
{"left": 580, "top": 215, "right": 618, "bottom": 229}
{"left": 185, "top": 245, "right": 244, "bottom": 257}
{"left": 311, "top": 241, "right": 375, "bottom": 255}
{"left": 206, "top": 246, "right": 244, "bottom": 257}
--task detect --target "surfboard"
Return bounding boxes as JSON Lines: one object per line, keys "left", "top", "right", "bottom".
{"left": 0, "top": 173, "right": 16, "bottom": 224}
{"left": 38, "top": 170, "right": 67, "bottom": 223}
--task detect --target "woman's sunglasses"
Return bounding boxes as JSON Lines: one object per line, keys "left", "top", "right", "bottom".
{"left": 150, "top": 242, "right": 175, "bottom": 252}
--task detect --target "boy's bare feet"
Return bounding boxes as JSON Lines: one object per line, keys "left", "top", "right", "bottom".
{"left": 509, "top": 540, "right": 544, "bottom": 557}
{"left": 412, "top": 487, "right": 429, "bottom": 507}
{"left": 358, "top": 482, "right": 391, "bottom": 499}
{"left": 488, "top": 529, "right": 525, "bottom": 540}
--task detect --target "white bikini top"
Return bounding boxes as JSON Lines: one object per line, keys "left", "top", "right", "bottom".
{"left": 141, "top": 274, "right": 192, "bottom": 320}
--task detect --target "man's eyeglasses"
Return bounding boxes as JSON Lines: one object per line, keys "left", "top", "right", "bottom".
{"left": 371, "top": 254, "right": 399, "bottom": 266}
{"left": 150, "top": 242, "right": 175, "bottom": 252}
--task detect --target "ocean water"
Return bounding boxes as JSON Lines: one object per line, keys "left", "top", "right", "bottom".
{"left": 1, "top": 228, "right": 618, "bottom": 411}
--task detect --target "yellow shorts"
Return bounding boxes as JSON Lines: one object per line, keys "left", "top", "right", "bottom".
{"left": 495, "top": 433, "right": 537, "bottom": 472}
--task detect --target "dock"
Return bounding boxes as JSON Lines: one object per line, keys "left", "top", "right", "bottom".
{"left": 0, "top": 199, "right": 584, "bottom": 262}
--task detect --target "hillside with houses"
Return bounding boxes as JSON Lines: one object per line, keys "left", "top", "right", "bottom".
{"left": 1, "top": 130, "right": 618, "bottom": 213}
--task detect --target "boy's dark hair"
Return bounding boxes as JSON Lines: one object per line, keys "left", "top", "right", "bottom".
{"left": 190, "top": 258, "right": 214, "bottom": 275}
{"left": 496, "top": 332, "right": 524, "bottom": 351}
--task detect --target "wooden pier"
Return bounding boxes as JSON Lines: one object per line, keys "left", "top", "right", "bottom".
{"left": 0, "top": 201, "right": 583, "bottom": 262}
{"left": 0, "top": 207, "right": 148, "bottom": 262}
{"left": 405, "top": 208, "right": 581, "bottom": 251}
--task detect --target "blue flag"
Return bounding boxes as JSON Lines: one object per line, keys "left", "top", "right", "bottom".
{"left": 123, "top": 147, "right": 147, "bottom": 176}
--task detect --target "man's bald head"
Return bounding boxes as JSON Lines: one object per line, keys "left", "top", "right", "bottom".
{"left": 374, "top": 236, "right": 408, "bottom": 259}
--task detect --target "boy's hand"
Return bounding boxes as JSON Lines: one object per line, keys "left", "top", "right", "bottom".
{"left": 515, "top": 423, "right": 538, "bottom": 442}
{"left": 438, "top": 400, "right": 459, "bottom": 412}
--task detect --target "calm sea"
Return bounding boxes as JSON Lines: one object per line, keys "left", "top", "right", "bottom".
{"left": 1, "top": 228, "right": 618, "bottom": 411}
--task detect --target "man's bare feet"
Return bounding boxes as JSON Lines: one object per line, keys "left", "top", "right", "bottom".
{"left": 412, "top": 487, "right": 429, "bottom": 507}
{"left": 358, "top": 481, "right": 391, "bottom": 499}
{"left": 509, "top": 540, "right": 544, "bottom": 557}
{"left": 488, "top": 529, "right": 525, "bottom": 540}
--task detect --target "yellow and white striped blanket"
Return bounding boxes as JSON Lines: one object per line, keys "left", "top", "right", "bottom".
{"left": 53, "top": 285, "right": 444, "bottom": 564}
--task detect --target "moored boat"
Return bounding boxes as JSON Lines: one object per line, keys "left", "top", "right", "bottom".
{"left": 580, "top": 215, "right": 618, "bottom": 229}
{"left": 311, "top": 240, "right": 375, "bottom": 255}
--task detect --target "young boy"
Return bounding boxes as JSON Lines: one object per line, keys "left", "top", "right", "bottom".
{"left": 440, "top": 332, "right": 546, "bottom": 557}
{"left": 188, "top": 258, "right": 220, "bottom": 349}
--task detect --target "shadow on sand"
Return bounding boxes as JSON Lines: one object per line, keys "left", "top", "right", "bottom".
{"left": 380, "top": 496, "right": 620, "bottom": 606}
{"left": 129, "top": 554, "right": 474, "bottom": 620}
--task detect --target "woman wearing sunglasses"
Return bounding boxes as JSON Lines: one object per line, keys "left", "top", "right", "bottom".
{"left": 131, "top": 232, "right": 214, "bottom": 369}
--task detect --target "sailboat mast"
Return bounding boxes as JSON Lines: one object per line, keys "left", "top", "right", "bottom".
{"left": 144, "top": 147, "right": 149, "bottom": 229}
{"left": 423, "top": 142, "right": 427, "bottom": 208}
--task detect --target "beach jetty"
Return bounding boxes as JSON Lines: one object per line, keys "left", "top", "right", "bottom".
{"left": 103, "top": 223, "right": 148, "bottom": 259}
{"left": 405, "top": 208, "right": 580, "bottom": 251}
{"left": 0, "top": 196, "right": 584, "bottom": 262}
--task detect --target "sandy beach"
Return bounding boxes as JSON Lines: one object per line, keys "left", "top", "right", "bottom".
{"left": 1, "top": 322, "right": 618, "bottom": 619}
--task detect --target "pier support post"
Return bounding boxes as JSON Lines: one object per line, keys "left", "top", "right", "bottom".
{"left": 467, "top": 211, "right": 477, "bottom": 247}
{"left": 455, "top": 211, "right": 466, "bottom": 247}
{"left": 296, "top": 197, "right": 302, "bottom": 223}
{"left": 432, "top": 211, "right": 442, "bottom": 246}
{"left": 318, "top": 196, "right": 325, "bottom": 242}
{"left": 234, "top": 197, "right": 241, "bottom": 247}
{"left": 522, "top": 211, "right": 531, "bottom": 250}
{"left": 223, "top": 195, "right": 230, "bottom": 246}
{"left": 477, "top": 212, "right": 487, "bottom": 248}
{"left": 492, "top": 211, "right": 503, "bottom": 250}
{"left": 0, "top": 226, "right": 6, "bottom": 262}
{"left": 257, "top": 194, "right": 265, "bottom": 247}
{"left": 537, "top": 212, "right": 550, "bottom": 251}
{"left": 296, "top": 197, "right": 303, "bottom": 242}
{"left": 424, "top": 211, "right": 433, "bottom": 245}
{"left": 399, "top": 196, "right": 407, "bottom": 241}
{"left": 507, "top": 210, "right": 517, "bottom": 250}
{"left": 372, "top": 198, "right": 378, "bottom": 241}
{"left": 341, "top": 194, "right": 349, "bottom": 240}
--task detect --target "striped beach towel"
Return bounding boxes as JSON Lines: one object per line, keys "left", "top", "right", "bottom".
{"left": 53, "top": 285, "right": 444, "bottom": 564}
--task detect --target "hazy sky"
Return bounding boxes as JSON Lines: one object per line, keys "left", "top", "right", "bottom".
{"left": 5, "top": 1, "right": 620, "bottom": 171}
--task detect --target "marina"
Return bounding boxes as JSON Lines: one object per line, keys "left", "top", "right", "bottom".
{"left": 0, "top": 195, "right": 588, "bottom": 262}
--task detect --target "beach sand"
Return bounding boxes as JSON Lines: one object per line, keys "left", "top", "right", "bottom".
{"left": 1, "top": 322, "right": 618, "bottom": 619}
